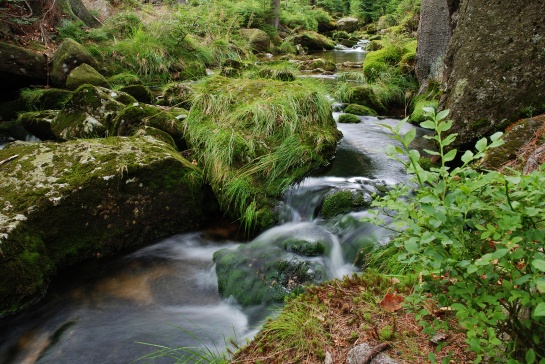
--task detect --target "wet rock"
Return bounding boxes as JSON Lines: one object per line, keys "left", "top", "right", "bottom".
{"left": 239, "top": 28, "right": 271, "bottom": 53}
{"left": 344, "top": 104, "right": 378, "bottom": 117}
{"left": 321, "top": 189, "right": 372, "bottom": 218}
{"left": 65, "top": 63, "right": 110, "bottom": 90}
{"left": 50, "top": 38, "right": 98, "bottom": 88}
{"left": 0, "top": 136, "right": 215, "bottom": 316}
{"left": 336, "top": 17, "right": 360, "bottom": 33}
{"left": 346, "top": 86, "right": 386, "bottom": 115}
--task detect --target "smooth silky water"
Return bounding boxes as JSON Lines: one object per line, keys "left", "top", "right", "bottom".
{"left": 0, "top": 46, "right": 433, "bottom": 364}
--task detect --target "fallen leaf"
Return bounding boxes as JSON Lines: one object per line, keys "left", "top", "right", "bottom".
{"left": 380, "top": 293, "right": 404, "bottom": 312}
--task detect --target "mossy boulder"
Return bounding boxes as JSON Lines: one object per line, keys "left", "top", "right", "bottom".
{"left": 50, "top": 38, "right": 98, "bottom": 88}
{"left": 0, "top": 42, "right": 47, "bottom": 101}
{"left": 321, "top": 189, "right": 373, "bottom": 219}
{"left": 0, "top": 136, "right": 215, "bottom": 315}
{"left": 336, "top": 17, "right": 360, "bottom": 33}
{"left": 50, "top": 85, "right": 133, "bottom": 140}
{"left": 65, "top": 63, "right": 110, "bottom": 90}
{"left": 214, "top": 245, "right": 324, "bottom": 306}
{"left": 158, "top": 83, "right": 194, "bottom": 109}
{"left": 409, "top": 99, "right": 438, "bottom": 124}
{"left": 112, "top": 103, "right": 187, "bottom": 149}
{"left": 480, "top": 115, "right": 545, "bottom": 170}
{"left": 18, "top": 110, "right": 58, "bottom": 140}
{"left": 344, "top": 104, "right": 378, "bottom": 116}
{"left": 347, "top": 86, "right": 386, "bottom": 114}
{"left": 367, "top": 40, "right": 384, "bottom": 51}
{"left": 362, "top": 45, "right": 405, "bottom": 81}
{"left": 281, "top": 238, "right": 326, "bottom": 256}
{"left": 170, "top": 61, "right": 207, "bottom": 81}
{"left": 119, "top": 84, "right": 154, "bottom": 104}
{"left": 290, "top": 31, "right": 335, "bottom": 51}
{"left": 309, "top": 58, "right": 336, "bottom": 72}
{"left": 338, "top": 113, "right": 361, "bottom": 124}
{"left": 239, "top": 28, "right": 271, "bottom": 53}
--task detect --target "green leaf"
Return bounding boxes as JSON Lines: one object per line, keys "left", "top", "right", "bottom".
{"left": 422, "top": 106, "right": 435, "bottom": 114}
{"left": 505, "top": 175, "right": 521, "bottom": 185}
{"left": 526, "top": 349, "right": 536, "bottom": 364}
{"left": 405, "top": 240, "right": 419, "bottom": 253}
{"left": 436, "top": 120, "right": 453, "bottom": 133}
{"left": 442, "top": 133, "right": 457, "bottom": 147}
{"left": 403, "top": 128, "right": 416, "bottom": 146}
{"left": 409, "top": 149, "right": 420, "bottom": 161}
{"left": 490, "top": 132, "right": 503, "bottom": 142}
{"left": 443, "top": 149, "right": 457, "bottom": 162}
{"left": 475, "top": 138, "right": 488, "bottom": 152}
{"left": 531, "top": 259, "right": 545, "bottom": 272}
{"left": 461, "top": 150, "right": 474, "bottom": 164}
{"left": 533, "top": 302, "right": 545, "bottom": 317}
{"left": 420, "top": 120, "right": 435, "bottom": 129}
{"left": 436, "top": 109, "right": 450, "bottom": 121}
{"left": 424, "top": 149, "right": 441, "bottom": 156}
{"left": 535, "top": 279, "right": 545, "bottom": 293}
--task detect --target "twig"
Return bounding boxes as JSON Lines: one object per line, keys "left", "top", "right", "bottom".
{"left": 360, "top": 342, "right": 390, "bottom": 364}
{"left": 0, "top": 155, "right": 18, "bottom": 166}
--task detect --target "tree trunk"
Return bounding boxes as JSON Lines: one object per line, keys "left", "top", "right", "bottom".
{"left": 269, "top": 0, "right": 280, "bottom": 29}
{"left": 415, "top": 0, "right": 451, "bottom": 92}
{"left": 57, "top": 0, "right": 101, "bottom": 28}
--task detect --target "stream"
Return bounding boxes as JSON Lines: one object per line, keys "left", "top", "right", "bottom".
{"left": 0, "top": 47, "right": 433, "bottom": 364}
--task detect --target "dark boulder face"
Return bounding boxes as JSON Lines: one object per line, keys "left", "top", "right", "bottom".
{"left": 0, "top": 42, "right": 48, "bottom": 102}
{"left": 440, "top": 1, "right": 545, "bottom": 149}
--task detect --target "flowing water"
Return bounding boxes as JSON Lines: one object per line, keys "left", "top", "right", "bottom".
{"left": 0, "top": 45, "right": 433, "bottom": 363}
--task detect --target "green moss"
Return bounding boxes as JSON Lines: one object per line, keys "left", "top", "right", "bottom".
{"left": 409, "top": 99, "right": 438, "bottom": 124}
{"left": 282, "top": 238, "right": 325, "bottom": 256}
{"left": 20, "top": 88, "right": 72, "bottom": 111}
{"left": 107, "top": 73, "right": 143, "bottom": 87}
{"left": 119, "top": 84, "right": 154, "bottom": 103}
{"left": 344, "top": 104, "right": 377, "bottom": 116}
{"left": 321, "top": 190, "right": 371, "bottom": 219}
{"left": 346, "top": 86, "right": 387, "bottom": 114}
{"left": 363, "top": 45, "right": 405, "bottom": 81}
{"left": 65, "top": 63, "right": 110, "bottom": 90}
{"left": 338, "top": 113, "right": 361, "bottom": 124}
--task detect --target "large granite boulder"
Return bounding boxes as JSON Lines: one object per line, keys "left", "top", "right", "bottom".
{"left": 0, "top": 42, "right": 47, "bottom": 102}
{"left": 50, "top": 38, "right": 98, "bottom": 88}
{"left": 336, "top": 17, "right": 360, "bottom": 33}
{"left": 290, "top": 31, "right": 335, "bottom": 51}
{"left": 0, "top": 136, "right": 216, "bottom": 315}
{"left": 239, "top": 28, "right": 271, "bottom": 53}
{"left": 439, "top": 1, "right": 545, "bottom": 149}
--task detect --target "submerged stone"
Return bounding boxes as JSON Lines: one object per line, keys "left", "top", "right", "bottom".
{"left": 0, "top": 136, "right": 215, "bottom": 316}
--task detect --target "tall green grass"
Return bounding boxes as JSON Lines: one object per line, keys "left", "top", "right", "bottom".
{"left": 185, "top": 76, "right": 340, "bottom": 231}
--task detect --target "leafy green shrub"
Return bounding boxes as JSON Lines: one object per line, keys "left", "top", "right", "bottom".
{"left": 365, "top": 109, "right": 545, "bottom": 362}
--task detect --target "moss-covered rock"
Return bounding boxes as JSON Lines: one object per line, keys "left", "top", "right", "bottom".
{"left": 119, "top": 84, "right": 154, "bottom": 104}
{"left": 480, "top": 115, "right": 545, "bottom": 170}
{"left": 112, "top": 103, "right": 187, "bottom": 149}
{"left": 18, "top": 110, "right": 58, "bottom": 140}
{"left": 214, "top": 244, "right": 324, "bottom": 306}
{"left": 281, "top": 238, "right": 326, "bottom": 256}
{"left": 107, "top": 73, "right": 143, "bottom": 87}
{"left": 344, "top": 104, "right": 378, "bottom": 116}
{"left": 362, "top": 45, "right": 405, "bottom": 81}
{"left": 239, "top": 28, "right": 271, "bottom": 53}
{"left": 158, "top": 83, "right": 194, "bottom": 109}
{"left": 338, "top": 113, "right": 361, "bottom": 124}
{"left": 309, "top": 58, "right": 336, "bottom": 72}
{"left": 50, "top": 38, "right": 98, "bottom": 88}
{"left": 50, "top": 85, "right": 132, "bottom": 140}
{"left": 170, "top": 61, "right": 207, "bottom": 81}
{"left": 290, "top": 31, "right": 335, "bottom": 51}
{"left": 336, "top": 17, "right": 360, "bottom": 33}
{"left": 347, "top": 86, "right": 386, "bottom": 114}
{"left": 65, "top": 63, "right": 110, "bottom": 90}
{"left": 321, "top": 189, "right": 372, "bottom": 219}
{"left": 409, "top": 99, "right": 438, "bottom": 124}
{"left": 0, "top": 136, "right": 215, "bottom": 315}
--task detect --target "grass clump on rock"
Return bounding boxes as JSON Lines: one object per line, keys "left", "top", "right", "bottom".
{"left": 185, "top": 76, "right": 341, "bottom": 232}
